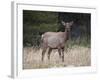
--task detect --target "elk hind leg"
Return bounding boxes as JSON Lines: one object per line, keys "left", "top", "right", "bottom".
{"left": 41, "top": 48, "right": 47, "bottom": 61}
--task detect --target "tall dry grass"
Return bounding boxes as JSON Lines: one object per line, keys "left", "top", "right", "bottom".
{"left": 23, "top": 45, "right": 91, "bottom": 69}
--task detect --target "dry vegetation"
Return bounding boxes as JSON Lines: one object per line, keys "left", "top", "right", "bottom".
{"left": 23, "top": 45, "right": 91, "bottom": 69}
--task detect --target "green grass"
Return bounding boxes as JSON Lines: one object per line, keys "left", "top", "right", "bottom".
{"left": 66, "top": 37, "right": 90, "bottom": 50}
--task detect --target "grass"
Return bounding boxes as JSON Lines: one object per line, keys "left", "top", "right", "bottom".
{"left": 23, "top": 43, "right": 91, "bottom": 69}
{"left": 66, "top": 37, "right": 91, "bottom": 49}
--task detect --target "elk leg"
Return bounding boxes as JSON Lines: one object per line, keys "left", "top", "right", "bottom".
{"left": 58, "top": 48, "right": 61, "bottom": 59}
{"left": 48, "top": 48, "right": 52, "bottom": 60}
{"left": 62, "top": 48, "right": 64, "bottom": 62}
{"left": 41, "top": 48, "right": 47, "bottom": 61}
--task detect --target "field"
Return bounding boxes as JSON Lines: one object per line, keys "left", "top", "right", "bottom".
{"left": 23, "top": 10, "right": 91, "bottom": 69}
{"left": 23, "top": 45, "right": 91, "bottom": 69}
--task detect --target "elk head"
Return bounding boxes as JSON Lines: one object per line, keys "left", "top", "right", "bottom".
{"left": 62, "top": 21, "right": 73, "bottom": 31}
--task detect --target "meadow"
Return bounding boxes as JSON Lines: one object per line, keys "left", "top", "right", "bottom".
{"left": 23, "top": 42, "right": 91, "bottom": 69}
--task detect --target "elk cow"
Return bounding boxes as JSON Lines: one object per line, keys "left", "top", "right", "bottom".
{"left": 41, "top": 21, "right": 73, "bottom": 62}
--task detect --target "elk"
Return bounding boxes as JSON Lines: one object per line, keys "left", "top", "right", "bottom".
{"left": 41, "top": 21, "right": 73, "bottom": 62}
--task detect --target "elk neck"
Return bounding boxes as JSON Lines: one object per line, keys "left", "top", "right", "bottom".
{"left": 64, "top": 28, "right": 70, "bottom": 41}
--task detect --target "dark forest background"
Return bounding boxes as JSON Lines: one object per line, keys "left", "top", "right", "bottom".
{"left": 23, "top": 10, "right": 91, "bottom": 48}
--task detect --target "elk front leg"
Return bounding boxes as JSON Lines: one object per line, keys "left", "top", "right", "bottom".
{"left": 62, "top": 48, "right": 64, "bottom": 62}
{"left": 48, "top": 48, "right": 52, "bottom": 60}
{"left": 58, "top": 48, "right": 62, "bottom": 59}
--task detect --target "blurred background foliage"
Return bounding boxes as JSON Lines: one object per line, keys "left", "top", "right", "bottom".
{"left": 23, "top": 10, "right": 91, "bottom": 47}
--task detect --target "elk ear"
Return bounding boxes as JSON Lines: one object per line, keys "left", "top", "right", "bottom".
{"left": 69, "top": 21, "right": 74, "bottom": 26}
{"left": 61, "top": 21, "right": 66, "bottom": 26}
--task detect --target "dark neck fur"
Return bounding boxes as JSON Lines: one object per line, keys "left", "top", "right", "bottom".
{"left": 64, "top": 28, "right": 70, "bottom": 41}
